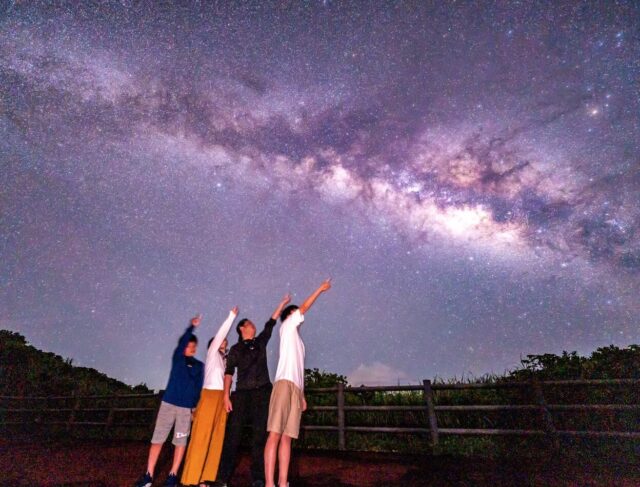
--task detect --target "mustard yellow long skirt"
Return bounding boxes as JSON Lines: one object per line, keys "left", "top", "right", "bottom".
{"left": 181, "top": 389, "right": 227, "bottom": 485}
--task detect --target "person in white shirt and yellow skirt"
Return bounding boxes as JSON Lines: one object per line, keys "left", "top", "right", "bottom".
{"left": 181, "top": 307, "right": 238, "bottom": 487}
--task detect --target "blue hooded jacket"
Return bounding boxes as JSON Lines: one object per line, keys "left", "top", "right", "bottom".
{"left": 161, "top": 325, "right": 204, "bottom": 408}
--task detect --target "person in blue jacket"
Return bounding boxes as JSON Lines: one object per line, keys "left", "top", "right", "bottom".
{"left": 135, "top": 314, "right": 205, "bottom": 487}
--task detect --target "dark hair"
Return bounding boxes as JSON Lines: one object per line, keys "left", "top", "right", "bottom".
{"left": 207, "top": 336, "right": 228, "bottom": 349}
{"left": 236, "top": 318, "right": 249, "bottom": 338}
{"left": 280, "top": 304, "right": 299, "bottom": 322}
{"left": 188, "top": 335, "right": 198, "bottom": 345}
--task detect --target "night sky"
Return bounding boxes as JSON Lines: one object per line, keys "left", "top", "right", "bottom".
{"left": 1, "top": 1, "right": 639, "bottom": 389}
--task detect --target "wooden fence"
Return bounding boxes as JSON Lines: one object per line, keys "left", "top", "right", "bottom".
{"left": 1, "top": 378, "right": 639, "bottom": 452}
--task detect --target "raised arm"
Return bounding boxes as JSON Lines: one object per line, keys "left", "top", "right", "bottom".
{"left": 272, "top": 294, "right": 292, "bottom": 320}
{"left": 256, "top": 294, "right": 292, "bottom": 344}
{"left": 207, "top": 307, "right": 238, "bottom": 361}
{"left": 298, "top": 279, "right": 331, "bottom": 315}
{"left": 173, "top": 314, "right": 201, "bottom": 359}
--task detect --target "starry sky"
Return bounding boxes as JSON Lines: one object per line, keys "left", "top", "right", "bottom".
{"left": 1, "top": 1, "right": 639, "bottom": 389}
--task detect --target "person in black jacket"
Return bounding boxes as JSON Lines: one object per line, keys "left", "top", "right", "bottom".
{"left": 215, "top": 294, "right": 291, "bottom": 487}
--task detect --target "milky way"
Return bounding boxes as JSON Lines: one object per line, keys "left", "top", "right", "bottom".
{"left": 1, "top": 1, "right": 639, "bottom": 388}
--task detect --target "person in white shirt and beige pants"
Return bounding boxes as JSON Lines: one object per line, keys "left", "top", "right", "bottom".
{"left": 264, "top": 279, "right": 332, "bottom": 487}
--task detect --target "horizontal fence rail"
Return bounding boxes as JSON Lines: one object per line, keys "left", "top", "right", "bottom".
{"left": 1, "top": 378, "right": 639, "bottom": 452}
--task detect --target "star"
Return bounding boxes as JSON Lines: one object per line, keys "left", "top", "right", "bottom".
{"left": 1, "top": 0, "right": 638, "bottom": 388}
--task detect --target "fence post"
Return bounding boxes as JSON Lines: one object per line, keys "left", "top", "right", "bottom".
{"left": 67, "top": 394, "right": 81, "bottom": 435}
{"left": 337, "top": 383, "right": 346, "bottom": 451}
{"left": 105, "top": 395, "right": 116, "bottom": 435}
{"left": 531, "top": 378, "right": 559, "bottom": 450}
{"left": 423, "top": 379, "right": 439, "bottom": 454}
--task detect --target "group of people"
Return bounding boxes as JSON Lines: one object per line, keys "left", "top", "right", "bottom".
{"left": 134, "top": 278, "right": 332, "bottom": 487}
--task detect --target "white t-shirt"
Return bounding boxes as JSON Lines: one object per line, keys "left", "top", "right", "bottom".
{"left": 274, "top": 309, "right": 306, "bottom": 391}
{"left": 203, "top": 310, "right": 237, "bottom": 390}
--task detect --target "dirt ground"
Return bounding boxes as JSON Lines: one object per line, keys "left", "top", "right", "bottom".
{"left": 1, "top": 439, "right": 639, "bottom": 487}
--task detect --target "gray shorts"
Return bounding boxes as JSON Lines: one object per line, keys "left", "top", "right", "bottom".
{"left": 151, "top": 401, "right": 193, "bottom": 446}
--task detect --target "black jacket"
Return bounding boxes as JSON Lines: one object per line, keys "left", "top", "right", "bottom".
{"left": 225, "top": 318, "right": 276, "bottom": 390}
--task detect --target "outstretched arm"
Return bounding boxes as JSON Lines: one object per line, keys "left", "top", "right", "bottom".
{"left": 173, "top": 314, "right": 201, "bottom": 360}
{"left": 257, "top": 294, "right": 292, "bottom": 344}
{"left": 298, "top": 278, "right": 332, "bottom": 315}
{"left": 271, "top": 294, "right": 292, "bottom": 320}
{"left": 208, "top": 307, "right": 238, "bottom": 359}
